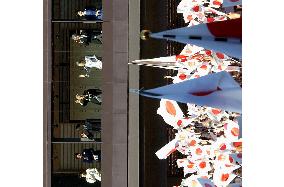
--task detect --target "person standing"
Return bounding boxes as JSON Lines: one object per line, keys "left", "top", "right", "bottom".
{"left": 76, "top": 119, "right": 101, "bottom": 141}
{"left": 75, "top": 148, "right": 101, "bottom": 163}
{"left": 80, "top": 168, "right": 101, "bottom": 183}
{"left": 77, "top": 8, "right": 103, "bottom": 20}
{"left": 76, "top": 54, "right": 102, "bottom": 70}
{"left": 76, "top": 54, "right": 102, "bottom": 77}
{"left": 75, "top": 88, "right": 102, "bottom": 106}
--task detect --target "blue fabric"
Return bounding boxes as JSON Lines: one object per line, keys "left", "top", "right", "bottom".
{"left": 96, "top": 10, "right": 103, "bottom": 20}
{"left": 150, "top": 23, "right": 242, "bottom": 59}
{"left": 82, "top": 148, "right": 95, "bottom": 163}
{"left": 84, "top": 9, "right": 103, "bottom": 20}
{"left": 85, "top": 10, "right": 97, "bottom": 16}
{"left": 131, "top": 71, "right": 242, "bottom": 113}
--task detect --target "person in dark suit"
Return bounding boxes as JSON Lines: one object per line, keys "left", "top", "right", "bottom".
{"left": 76, "top": 119, "right": 102, "bottom": 141}
{"left": 75, "top": 88, "right": 102, "bottom": 106}
{"left": 72, "top": 33, "right": 91, "bottom": 46}
{"left": 83, "top": 88, "right": 102, "bottom": 105}
{"left": 75, "top": 148, "right": 101, "bottom": 163}
{"left": 77, "top": 7, "right": 103, "bottom": 21}
{"left": 80, "top": 129, "right": 95, "bottom": 140}
{"left": 72, "top": 30, "right": 102, "bottom": 47}
{"left": 76, "top": 119, "right": 101, "bottom": 132}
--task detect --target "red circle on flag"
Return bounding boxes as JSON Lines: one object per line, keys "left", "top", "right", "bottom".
{"left": 233, "top": 142, "right": 242, "bottom": 147}
{"left": 213, "top": 0, "right": 222, "bottom": 6}
{"left": 200, "top": 65, "right": 207, "bottom": 70}
{"left": 195, "top": 75, "right": 200, "bottom": 78}
{"left": 229, "top": 156, "right": 234, "bottom": 163}
{"left": 179, "top": 73, "right": 187, "bottom": 80}
{"left": 199, "top": 161, "right": 206, "bottom": 168}
{"left": 231, "top": 127, "right": 239, "bottom": 136}
{"left": 189, "top": 139, "right": 197, "bottom": 146}
{"left": 177, "top": 120, "right": 182, "bottom": 126}
{"left": 187, "top": 163, "right": 194, "bottom": 169}
{"left": 166, "top": 101, "right": 176, "bottom": 116}
{"left": 176, "top": 55, "right": 187, "bottom": 62}
{"left": 221, "top": 173, "right": 229, "bottom": 181}
{"left": 205, "top": 50, "right": 212, "bottom": 56}
{"left": 196, "top": 148, "right": 203, "bottom": 155}
{"left": 216, "top": 52, "right": 225, "bottom": 59}
{"left": 207, "top": 17, "right": 215, "bottom": 23}
{"left": 187, "top": 15, "right": 193, "bottom": 21}
{"left": 193, "top": 6, "right": 200, "bottom": 12}
{"left": 220, "top": 143, "right": 227, "bottom": 150}
{"left": 212, "top": 109, "right": 221, "bottom": 115}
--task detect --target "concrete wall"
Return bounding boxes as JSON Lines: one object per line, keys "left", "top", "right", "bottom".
{"left": 128, "top": 0, "right": 140, "bottom": 186}
{"left": 101, "top": 0, "right": 129, "bottom": 187}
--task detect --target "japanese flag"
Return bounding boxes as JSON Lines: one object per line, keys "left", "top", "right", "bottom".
{"left": 189, "top": 145, "right": 213, "bottom": 160}
{"left": 196, "top": 62, "right": 212, "bottom": 75}
{"left": 177, "top": 0, "right": 204, "bottom": 13}
{"left": 168, "top": 71, "right": 191, "bottom": 84}
{"left": 208, "top": 0, "right": 223, "bottom": 9}
{"left": 155, "top": 139, "right": 177, "bottom": 159}
{"left": 177, "top": 135, "right": 200, "bottom": 151}
{"left": 177, "top": 158, "right": 198, "bottom": 176}
{"left": 203, "top": 50, "right": 231, "bottom": 73}
{"left": 206, "top": 107, "right": 229, "bottom": 121}
{"left": 189, "top": 71, "right": 203, "bottom": 80}
{"left": 175, "top": 130, "right": 198, "bottom": 155}
{"left": 196, "top": 159, "right": 212, "bottom": 174}
{"left": 175, "top": 55, "right": 202, "bottom": 73}
{"left": 157, "top": 99, "right": 188, "bottom": 129}
{"left": 214, "top": 153, "right": 241, "bottom": 171}
{"left": 135, "top": 71, "right": 242, "bottom": 113}
{"left": 212, "top": 137, "right": 232, "bottom": 153}
{"left": 177, "top": 158, "right": 189, "bottom": 168}
{"left": 223, "top": 120, "right": 240, "bottom": 142}
{"left": 184, "top": 161, "right": 199, "bottom": 175}
{"left": 213, "top": 168, "right": 237, "bottom": 187}
{"left": 180, "top": 44, "right": 204, "bottom": 57}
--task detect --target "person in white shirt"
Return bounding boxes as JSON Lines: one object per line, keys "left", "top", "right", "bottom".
{"left": 76, "top": 54, "right": 102, "bottom": 77}
{"left": 80, "top": 168, "right": 101, "bottom": 183}
{"left": 76, "top": 55, "right": 102, "bottom": 69}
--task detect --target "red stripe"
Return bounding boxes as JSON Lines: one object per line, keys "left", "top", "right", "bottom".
{"left": 191, "top": 87, "right": 221, "bottom": 96}
{"left": 207, "top": 18, "right": 242, "bottom": 38}
{"left": 166, "top": 148, "right": 177, "bottom": 156}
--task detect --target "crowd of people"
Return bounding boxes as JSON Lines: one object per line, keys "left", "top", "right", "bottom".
{"left": 133, "top": 1, "right": 243, "bottom": 186}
